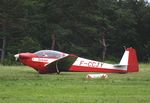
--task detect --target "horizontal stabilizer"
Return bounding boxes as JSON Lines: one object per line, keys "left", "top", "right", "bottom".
{"left": 113, "top": 64, "right": 127, "bottom": 67}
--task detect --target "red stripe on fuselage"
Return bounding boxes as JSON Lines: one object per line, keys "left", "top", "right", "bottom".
{"left": 69, "top": 65, "right": 127, "bottom": 73}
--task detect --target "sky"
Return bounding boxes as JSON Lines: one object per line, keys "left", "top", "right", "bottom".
{"left": 146, "top": 0, "right": 150, "bottom": 2}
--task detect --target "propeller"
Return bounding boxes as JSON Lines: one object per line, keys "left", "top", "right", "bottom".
{"left": 14, "top": 54, "right": 19, "bottom": 61}
{"left": 14, "top": 49, "right": 20, "bottom": 61}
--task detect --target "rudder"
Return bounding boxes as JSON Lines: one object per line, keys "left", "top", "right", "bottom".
{"left": 126, "top": 48, "right": 139, "bottom": 72}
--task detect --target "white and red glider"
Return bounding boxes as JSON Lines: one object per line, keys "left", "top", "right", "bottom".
{"left": 14, "top": 47, "right": 139, "bottom": 74}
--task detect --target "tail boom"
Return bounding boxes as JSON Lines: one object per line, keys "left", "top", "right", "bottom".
{"left": 69, "top": 47, "right": 139, "bottom": 73}
{"left": 70, "top": 65, "right": 127, "bottom": 73}
{"left": 69, "top": 57, "right": 128, "bottom": 73}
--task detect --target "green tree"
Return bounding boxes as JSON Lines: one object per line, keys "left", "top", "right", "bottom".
{"left": 19, "top": 36, "right": 41, "bottom": 52}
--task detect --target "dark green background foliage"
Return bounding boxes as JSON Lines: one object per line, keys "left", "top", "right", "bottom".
{"left": 0, "top": 0, "right": 150, "bottom": 63}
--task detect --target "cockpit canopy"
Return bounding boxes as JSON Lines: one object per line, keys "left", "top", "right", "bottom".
{"left": 34, "top": 50, "right": 68, "bottom": 58}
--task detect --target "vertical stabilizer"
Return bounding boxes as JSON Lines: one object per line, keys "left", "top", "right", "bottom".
{"left": 119, "top": 47, "right": 139, "bottom": 72}
{"left": 119, "top": 50, "right": 129, "bottom": 66}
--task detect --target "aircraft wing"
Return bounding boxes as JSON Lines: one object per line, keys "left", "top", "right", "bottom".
{"left": 45, "top": 54, "right": 78, "bottom": 73}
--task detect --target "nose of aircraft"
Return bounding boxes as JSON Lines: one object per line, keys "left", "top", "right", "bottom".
{"left": 14, "top": 53, "right": 36, "bottom": 60}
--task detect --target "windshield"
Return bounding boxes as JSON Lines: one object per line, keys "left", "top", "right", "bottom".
{"left": 34, "top": 50, "right": 65, "bottom": 58}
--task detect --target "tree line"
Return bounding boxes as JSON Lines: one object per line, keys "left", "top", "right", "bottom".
{"left": 0, "top": 0, "right": 150, "bottom": 64}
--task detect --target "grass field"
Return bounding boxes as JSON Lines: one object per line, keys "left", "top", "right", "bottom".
{"left": 0, "top": 64, "right": 150, "bottom": 103}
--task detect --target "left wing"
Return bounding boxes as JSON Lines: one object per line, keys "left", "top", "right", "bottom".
{"left": 45, "top": 54, "right": 78, "bottom": 73}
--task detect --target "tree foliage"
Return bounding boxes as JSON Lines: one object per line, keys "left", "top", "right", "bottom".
{"left": 0, "top": 0, "right": 150, "bottom": 63}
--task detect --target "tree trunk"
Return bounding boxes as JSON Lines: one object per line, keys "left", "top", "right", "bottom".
{"left": 1, "top": 37, "right": 6, "bottom": 61}
{"left": 51, "top": 33, "right": 56, "bottom": 50}
{"left": 0, "top": 18, "right": 6, "bottom": 62}
{"left": 102, "top": 36, "right": 106, "bottom": 61}
{"left": 99, "top": 36, "right": 108, "bottom": 61}
{"left": 0, "top": 37, "right": 6, "bottom": 62}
